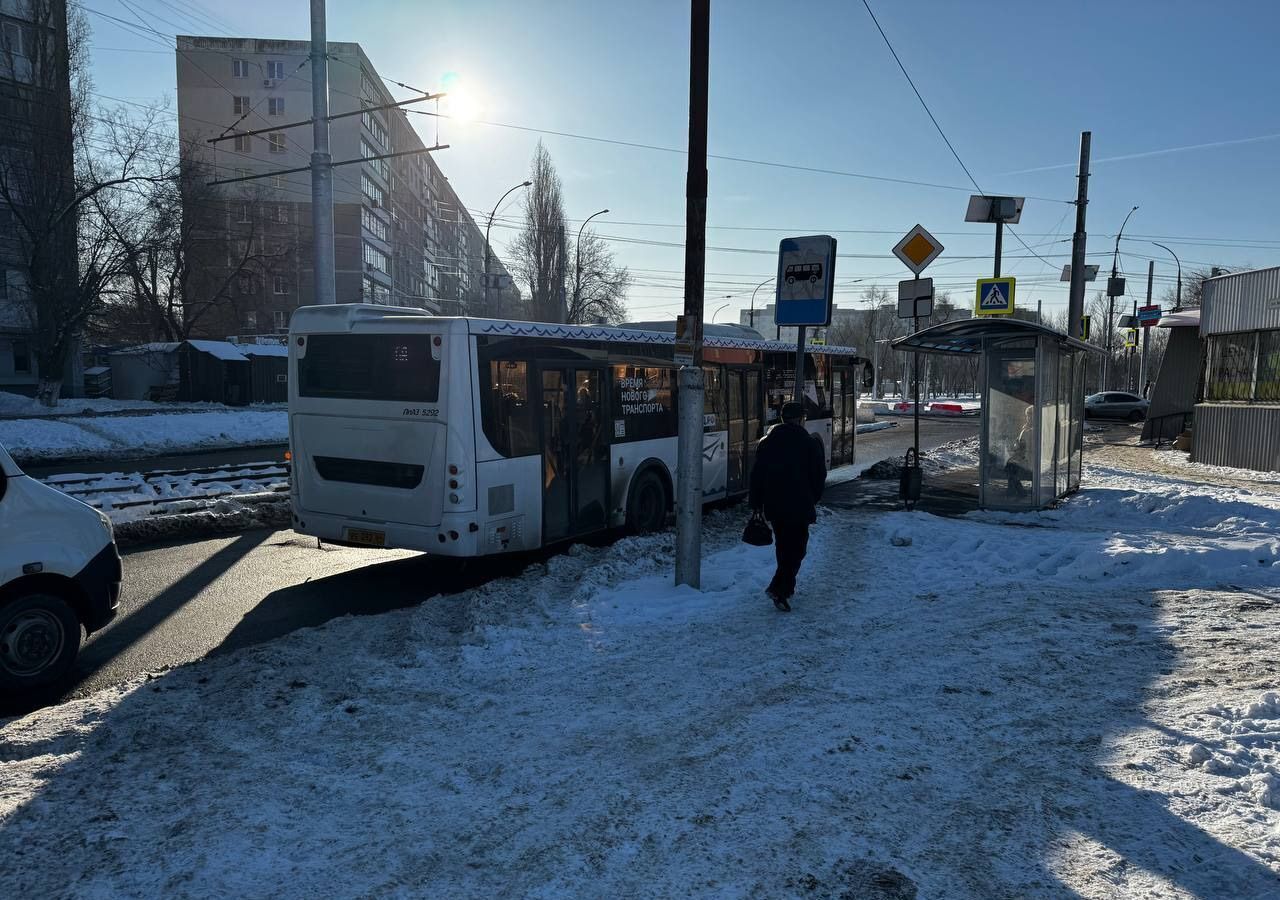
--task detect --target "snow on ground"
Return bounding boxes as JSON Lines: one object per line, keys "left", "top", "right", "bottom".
{"left": 0, "top": 390, "right": 240, "bottom": 418}
{"left": 3, "top": 469, "right": 1280, "bottom": 897}
{"left": 41, "top": 464, "right": 289, "bottom": 523}
{"left": 0, "top": 408, "right": 287, "bottom": 462}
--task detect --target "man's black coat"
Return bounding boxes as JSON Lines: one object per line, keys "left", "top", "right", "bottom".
{"left": 748, "top": 421, "right": 827, "bottom": 526}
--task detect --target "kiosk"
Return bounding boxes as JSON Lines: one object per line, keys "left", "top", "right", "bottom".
{"left": 892, "top": 318, "right": 1100, "bottom": 511}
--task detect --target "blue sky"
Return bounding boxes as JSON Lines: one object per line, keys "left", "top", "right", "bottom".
{"left": 87, "top": 0, "right": 1280, "bottom": 322}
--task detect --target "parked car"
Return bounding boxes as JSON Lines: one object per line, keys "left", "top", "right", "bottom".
{"left": 1085, "top": 391, "right": 1149, "bottom": 422}
{"left": 1, "top": 441, "right": 122, "bottom": 696}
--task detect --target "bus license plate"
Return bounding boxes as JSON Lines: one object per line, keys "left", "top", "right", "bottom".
{"left": 345, "top": 527, "right": 385, "bottom": 547}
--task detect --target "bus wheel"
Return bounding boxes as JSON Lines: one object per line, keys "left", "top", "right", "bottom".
{"left": 627, "top": 471, "right": 668, "bottom": 534}
{"left": 0, "top": 592, "right": 81, "bottom": 693}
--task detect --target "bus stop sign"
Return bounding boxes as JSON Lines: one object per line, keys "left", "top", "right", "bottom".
{"left": 775, "top": 235, "right": 837, "bottom": 326}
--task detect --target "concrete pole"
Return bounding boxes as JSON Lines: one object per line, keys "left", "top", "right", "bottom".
{"left": 309, "top": 0, "right": 336, "bottom": 305}
{"left": 557, "top": 223, "right": 567, "bottom": 323}
{"left": 674, "top": 0, "right": 709, "bottom": 590}
{"left": 1067, "top": 132, "right": 1091, "bottom": 339}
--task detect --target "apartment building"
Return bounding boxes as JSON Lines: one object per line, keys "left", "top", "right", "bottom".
{"left": 1, "top": 0, "right": 78, "bottom": 396}
{"left": 175, "top": 35, "right": 518, "bottom": 338}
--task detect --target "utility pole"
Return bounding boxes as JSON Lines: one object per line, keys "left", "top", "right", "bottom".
{"left": 557, "top": 223, "right": 568, "bottom": 323}
{"left": 1067, "top": 132, "right": 1091, "bottom": 339}
{"left": 1105, "top": 205, "right": 1139, "bottom": 391}
{"left": 1140, "top": 260, "right": 1154, "bottom": 395}
{"left": 674, "top": 0, "right": 709, "bottom": 590}
{"left": 309, "top": 0, "right": 336, "bottom": 305}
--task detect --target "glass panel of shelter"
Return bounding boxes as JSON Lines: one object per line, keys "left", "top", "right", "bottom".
{"left": 981, "top": 338, "right": 1037, "bottom": 510}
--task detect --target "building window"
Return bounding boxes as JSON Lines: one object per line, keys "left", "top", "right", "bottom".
{"left": 237, "top": 272, "right": 257, "bottom": 295}
{"left": 233, "top": 134, "right": 251, "bottom": 153}
{"left": 274, "top": 310, "right": 289, "bottom": 332}
{"left": 361, "top": 174, "right": 384, "bottom": 208}
{"left": 266, "top": 60, "right": 285, "bottom": 80}
{"left": 273, "top": 276, "right": 289, "bottom": 295}
{"left": 274, "top": 204, "right": 289, "bottom": 224}
{"left": 268, "top": 133, "right": 285, "bottom": 153}
{"left": 233, "top": 96, "right": 249, "bottom": 116}
{"left": 237, "top": 202, "right": 251, "bottom": 223}
{"left": 362, "top": 111, "right": 388, "bottom": 151}
{"left": 1, "top": 21, "right": 27, "bottom": 58}
{"left": 245, "top": 310, "right": 258, "bottom": 331}
{"left": 361, "top": 139, "right": 389, "bottom": 181}
{"left": 363, "top": 242, "right": 390, "bottom": 275}
{"left": 232, "top": 58, "right": 248, "bottom": 77}
{"left": 11, "top": 339, "right": 31, "bottom": 373}
{"left": 1257, "top": 331, "right": 1280, "bottom": 403}
{"left": 363, "top": 276, "right": 389, "bottom": 305}
{"left": 271, "top": 174, "right": 285, "bottom": 189}
{"left": 361, "top": 207, "right": 388, "bottom": 242}
{"left": 268, "top": 97, "right": 284, "bottom": 116}
{"left": 1207, "top": 333, "right": 1258, "bottom": 402}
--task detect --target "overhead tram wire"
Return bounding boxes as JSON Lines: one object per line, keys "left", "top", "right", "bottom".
{"left": 858, "top": 0, "right": 1064, "bottom": 270}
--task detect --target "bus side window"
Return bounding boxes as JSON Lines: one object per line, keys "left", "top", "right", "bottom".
{"left": 484, "top": 360, "right": 538, "bottom": 457}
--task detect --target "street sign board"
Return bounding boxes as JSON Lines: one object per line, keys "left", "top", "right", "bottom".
{"left": 1124, "top": 328, "right": 1138, "bottom": 349}
{"left": 892, "top": 225, "right": 944, "bottom": 275}
{"left": 674, "top": 313, "right": 698, "bottom": 366}
{"left": 897, "top": 277, "right": 934, "bottom": 319}
{"left": 1107, "top": 276, "right": 1126, "bottom": 297}
{"left": 975, "top": 276, "right": 1016, "bottom": 316}
{"left": 775, "top": 235, "right": 837, "bottom": 326}
{"left": 1118, "top": 314, "right": 1137, "bottom": 329}
{"left": 964, "top": 195, "right": 1025, "bottom": 224}
{"left": 1138, "top": 304, "right": 1162, "bottom": 327}
{"left": 1081, "top": 315, "right": 1091, "bottom": 340}
{"left": 1060, "top": 264, "right": 1100, "bottom": 282}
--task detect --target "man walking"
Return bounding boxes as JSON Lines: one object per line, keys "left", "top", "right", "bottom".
{"left": 749, "top": 400, "right": 827, "bottom": 611}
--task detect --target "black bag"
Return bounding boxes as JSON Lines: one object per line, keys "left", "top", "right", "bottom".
{"left": 742, "top": 510, "right": 773, "bottom": 546}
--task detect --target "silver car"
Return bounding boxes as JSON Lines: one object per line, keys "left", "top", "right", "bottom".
{"left": 1085, "top": 391, "right": 1149, "bottom": 422}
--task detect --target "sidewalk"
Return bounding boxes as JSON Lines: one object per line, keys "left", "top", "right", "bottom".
{"left": 2, "top": 451, "right": 1278, "bottom": 897}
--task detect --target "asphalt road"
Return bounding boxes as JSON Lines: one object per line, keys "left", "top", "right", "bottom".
{"left": 3, "top": 416, "right": 976, "bottom": 718}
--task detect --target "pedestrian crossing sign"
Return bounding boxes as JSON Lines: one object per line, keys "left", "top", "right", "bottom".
{"left": 974, "top": 276, "right": 1016, "bottom": 316}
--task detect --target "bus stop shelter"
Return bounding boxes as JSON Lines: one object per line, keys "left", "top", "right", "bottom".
{"left": 892, "top": 318, "right": 1100, "bottom": 511}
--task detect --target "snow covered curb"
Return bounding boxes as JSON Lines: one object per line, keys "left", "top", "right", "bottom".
{"left": 855, "top": 420, "right": 896, "bottom": 434}
{"left": 111, "top": 495, "right": 292, "bottom": 548}
{"left": 4, "top": 469, "right": 1280, "bottom": 896}
{"left": 0, "top": 408, "right": 287, "bottom": 464}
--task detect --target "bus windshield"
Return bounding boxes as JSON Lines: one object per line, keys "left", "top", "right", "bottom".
{"left": 298, "top": 333, "right": 440, "bottom": 402}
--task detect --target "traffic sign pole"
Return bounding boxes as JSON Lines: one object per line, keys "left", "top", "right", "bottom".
{"left": 994, "top": 220, "right": 1003, "bottom": 279}
{"left": 1141, "top": 260, "right": 1154, "bottom": 395}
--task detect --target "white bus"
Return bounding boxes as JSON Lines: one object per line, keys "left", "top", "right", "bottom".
{"left": 287, "top": 304, "right": 866, "bottom": 556}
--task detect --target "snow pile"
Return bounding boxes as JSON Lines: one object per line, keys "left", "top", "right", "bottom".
{"left": 0, "top": 391, "right": 212, "bottom": 418}
{"left": 876, "top": 471, "right": 1279, "bottom": 590}
{"left": 0, "top": 408, "right": 287, "bottom": 462}
{"left": 3, "top": 468, "right": 1280, "bottom": 896}
{"left": 111, "top": 496, "right": 291, "bottom": 547}
{"left": 1162, "top": 448, "right": 1280, "bottom": 484}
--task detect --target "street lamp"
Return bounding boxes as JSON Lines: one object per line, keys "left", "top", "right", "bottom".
{"left": 711, "top": 297, "right": 731, "bottom": 324}
{"left": 1104, "top": 205, "right": 1139, "bottom": 389}
{"left": 1151, "top": 241, "right": 1182, "bottom": 309}
{"left": 483, "top": 180, "right": 531, "bottom": 318}
{"left": 748, "top": 276, "right": 773, "bottom": 331}
{"left": 572, "top": 208, "right": 609, "bottom": 323}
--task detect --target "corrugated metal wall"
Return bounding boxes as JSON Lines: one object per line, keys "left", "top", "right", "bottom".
{"left": 1193, "top": 403, "right": 1280, "bottom": 472}
{"left": 1201, "top": 266, "right": 1280, "bottom": 335}
{"left": 1141, "top": 326, "right": 1203, "bottom": 442}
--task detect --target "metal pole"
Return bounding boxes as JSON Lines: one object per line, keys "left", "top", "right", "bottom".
{"left": 1141, "top": 259, "right": 1153, "bottom": 395}
{"left": 557, "top": 223, "right": 567, "bottom": 323}
{"left": 309, "top": 0, "right": 335, "bottom": 305}
{"left": 483, "top": 222, "right": 492, "bottom": 317}
{"left": 1106, "top": 205, "right": 1139, "bottom": 392}
{"left": 993, "top": 220, "right": 1003, "bottom": 279}
{"left": 675, "top": 0, "right": 709, "bottom": 590}
{"left": 912, "top": 314, "right": 920, "bottom": 462}
{"left": 1067, "top": 131, "right": 1091, "bottom": 339}
{"left": 792, "top": 327, "right": 806, "bottom": 402}
{"left": 749, "top": 277, "right": 771, "bottom": 330}
{"left": 573, "top": 208, "right": 609, "bottom": 324}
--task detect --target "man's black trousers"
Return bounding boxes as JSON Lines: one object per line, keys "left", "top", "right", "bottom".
{"left": 768, "top": 522, "right": 810, "bottom": 600}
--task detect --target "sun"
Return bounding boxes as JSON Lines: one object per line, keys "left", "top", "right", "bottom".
{"left": 440, "top": 72, "right": 483, "bottom": 123}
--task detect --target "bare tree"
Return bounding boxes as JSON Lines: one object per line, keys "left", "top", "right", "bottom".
{"left": 0, "top": 0, "right": 169, "bottom": 404}
{"left": 94, "top": 152, "right": 291, "bottom": 343}
{"left": 567, "top": 230, "right": 630, "bottom": 324}
{"left": 509, "top": 142, "right": 566, "bottom": 322}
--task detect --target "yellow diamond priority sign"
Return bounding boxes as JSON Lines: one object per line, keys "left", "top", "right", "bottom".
{"left": 892, "top": 224, "right": 944, "bottom": 275}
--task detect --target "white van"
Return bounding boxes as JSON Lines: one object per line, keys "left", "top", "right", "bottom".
{"left": 0, "top": 441, "right": 122, "bottom": 695}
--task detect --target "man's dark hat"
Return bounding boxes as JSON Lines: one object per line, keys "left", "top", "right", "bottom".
{"left": 781, "top": 400, "right": 805, "bottom": 421}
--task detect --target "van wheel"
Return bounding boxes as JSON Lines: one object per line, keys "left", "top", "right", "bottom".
{"left": 0, "top": 593, "right": 81, "bottom": 692}
{"left": 626, "top": 471, "right": 668, "bottom": 534}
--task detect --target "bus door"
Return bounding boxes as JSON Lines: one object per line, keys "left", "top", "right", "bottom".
{"left": 540, "top": 366, "right": 611, "bottom": 543}
{"left": 832, "top": 366, "right": 857, "bottom": 467}
{"left": 725, "top": 368, "right": 762, "bottom": 494}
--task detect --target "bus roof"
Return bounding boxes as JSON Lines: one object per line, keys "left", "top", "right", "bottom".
{"left": 289, "top": 304, "right": 859, "bottom": 356}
